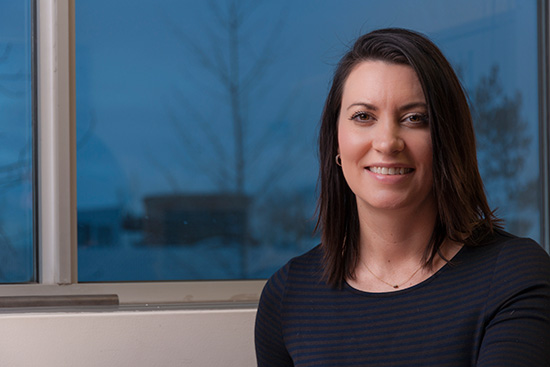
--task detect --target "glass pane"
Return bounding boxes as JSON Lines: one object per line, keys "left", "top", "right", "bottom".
{"left": 75, "top": 0, "right": 541, "bottom": 281}
{"left": 0, "top": 0, "right": 34, "bottom": 283}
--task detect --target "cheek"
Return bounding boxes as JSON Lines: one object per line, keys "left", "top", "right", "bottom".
{"left": 411, "top": 135, "right": 433, "bottom": 173}
{"left": 337, "top": 122, "right": 369, "bottom": 158}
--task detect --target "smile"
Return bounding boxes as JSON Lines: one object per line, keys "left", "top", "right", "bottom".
{"left": 367, "top": 166, "right": 413, "bottom": 175}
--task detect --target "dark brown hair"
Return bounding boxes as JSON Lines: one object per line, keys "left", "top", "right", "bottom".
{"left": 315, "top": 28, "right": 500, "bottom": 288}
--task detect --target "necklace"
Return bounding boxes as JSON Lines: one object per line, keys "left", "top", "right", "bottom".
{"left": 361, "top": 259, "right": 424, "bottom": 289}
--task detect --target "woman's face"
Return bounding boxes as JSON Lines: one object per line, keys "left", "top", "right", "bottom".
{"left": 337, "top": 60, "right": 434, "bottom": 214}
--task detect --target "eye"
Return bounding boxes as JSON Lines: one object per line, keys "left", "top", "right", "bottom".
{"left": 350, "top": 111, "right": 372, "bottom": 122}
{"left": 404, "top": 113, "right": 428, "bottom": 126}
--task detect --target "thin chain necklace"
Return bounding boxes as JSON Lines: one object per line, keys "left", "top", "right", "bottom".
{"left": 361, "top": 259, "right": 424, "bottom": 289}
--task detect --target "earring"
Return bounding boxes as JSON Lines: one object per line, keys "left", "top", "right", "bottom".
{"left": 335, "top": 154, "right": 342, "bottom": 166}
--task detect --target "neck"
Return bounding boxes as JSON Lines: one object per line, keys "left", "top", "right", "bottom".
{"left": 356, "top": 201, "right": 438, "bottom": 266}
{"left": 349, "top": 197, "right": 464, "bottom": 292}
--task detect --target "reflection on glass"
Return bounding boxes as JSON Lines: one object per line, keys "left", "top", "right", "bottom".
{"left": 75, "top": 0, "right": 541, "bottom": 281}
{"left": 0, "top": 0, "right": 34, "bottom": 283}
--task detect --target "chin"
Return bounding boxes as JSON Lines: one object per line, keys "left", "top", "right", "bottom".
{"left": 359, "top": 198, "right": 409, "bottom": 211}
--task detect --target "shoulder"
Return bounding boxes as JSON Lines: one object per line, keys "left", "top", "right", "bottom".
{"left": 484, "top": 230, "right": 550, "bottom": 275}
{"left": 285, "top": 244, "right": 325, "bottom": 279}
{"left": 471, "top": 231, "right": 550, "bottom": 364}
{"left": 465, "top": 229, "right": 549, "bottom": 268}
{"left": 259, "top": 245, "right": 325, "bottom": 304}
{"left": 262, "top": 245, "right": 324, "bottom": 291}
{"left": 472, "top": 230, "right": 550, "bottom": 303}
{"left": 255, "top": 248, "right": 324, "bottom": 366}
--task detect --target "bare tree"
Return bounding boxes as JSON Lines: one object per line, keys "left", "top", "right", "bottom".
{"left": 165, "top": 0, "right": 300, "bottom": 195}
{"left": 154, "top": 1, "right": 319, "bottom": 278}
{"left": 471, "top": 65, "right": 537, "bottom": 234}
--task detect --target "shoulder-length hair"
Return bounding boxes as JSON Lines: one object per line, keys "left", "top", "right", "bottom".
{"left": 316, "top": 28, "right": 500, "bottom": 288}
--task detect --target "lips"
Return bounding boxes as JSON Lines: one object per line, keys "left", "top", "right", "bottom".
{"left": 367, "top": 166, "right": 414, "bottom": 175}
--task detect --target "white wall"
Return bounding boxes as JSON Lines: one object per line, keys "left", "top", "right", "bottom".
{"left": 0, "top": 307, "right": 257, "bottom": 367}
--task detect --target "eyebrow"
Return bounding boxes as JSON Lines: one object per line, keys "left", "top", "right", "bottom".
{"left": 345, "top": 102, "right": 377, "bottom": 112}
{"left": 345, "top": 101, "right": 428, "bottom": 112}
{"left": 399, "top": 102, "right": 428, "bottom": 112}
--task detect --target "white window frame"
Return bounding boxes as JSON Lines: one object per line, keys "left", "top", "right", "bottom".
{"left": 1, "top": 0, "right": 548, "bottom": 308}
{"left": 0, "top": 0, "right": 264, "bottom": 307}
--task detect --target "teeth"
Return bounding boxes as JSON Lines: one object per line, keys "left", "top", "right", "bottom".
{"left": 368, "top": 167, "right": 412, "bottom": 175}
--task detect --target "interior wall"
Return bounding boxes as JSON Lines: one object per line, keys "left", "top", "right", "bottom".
{"left": 0, "top": 307, "right": 257, "bottom": 367}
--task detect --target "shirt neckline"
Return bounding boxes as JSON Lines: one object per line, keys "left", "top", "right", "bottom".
{"left": 344, "top": 244, "right": 468, "bottom": 297}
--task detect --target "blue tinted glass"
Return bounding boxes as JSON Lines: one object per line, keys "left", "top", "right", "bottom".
{"left": 76, "top": 0, "right": 541, "bottom": 281}
{"left": 0, "top": 0, "right": 34, "bottom": 283}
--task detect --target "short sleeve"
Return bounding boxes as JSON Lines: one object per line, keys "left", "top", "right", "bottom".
{"left": 255, "top": 263, "right": 293, "bottom": 367}
{"left": 477, "top": 239, "right": 550, "bottom": 367}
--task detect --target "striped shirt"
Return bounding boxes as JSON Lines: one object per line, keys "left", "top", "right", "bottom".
{"left": 255, "top": 230, "right": 550, "bottom": 366}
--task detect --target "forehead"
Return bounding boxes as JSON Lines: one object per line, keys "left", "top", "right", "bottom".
{"left": 341, "top": 60, "right": 425, "bottom": 106}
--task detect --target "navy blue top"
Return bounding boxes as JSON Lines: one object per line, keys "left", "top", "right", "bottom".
{"left": 255, "top": 231, "right": 550, "bottom": 366}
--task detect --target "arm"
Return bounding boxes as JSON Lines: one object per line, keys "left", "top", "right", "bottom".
{"left": 477, "top": 240, "right": 550, "bottom": 367}
{"left": 255, "top": 266, "right": 294, "bottom": 367}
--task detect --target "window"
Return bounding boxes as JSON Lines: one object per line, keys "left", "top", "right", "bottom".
{"left": 0, "top": 0, "right": 548, "bottom": 305}
{"left": 74, "top": 0, "right": 548, "bottom": 283}
{"left": 0, "top": 0, "right": 34, "bottom": 283}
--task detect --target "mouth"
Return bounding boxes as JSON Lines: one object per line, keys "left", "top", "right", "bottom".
{"left": 367, "top": 166, "right": 414, "bottom": 175}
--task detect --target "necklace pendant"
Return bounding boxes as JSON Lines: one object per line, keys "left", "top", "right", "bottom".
{"left": 393, "top": 285, "right": 399, "bottom": 289}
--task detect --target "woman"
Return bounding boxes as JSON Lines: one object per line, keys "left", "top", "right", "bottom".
{"left": 255, "top": 28, "right": 550, "bottom": 366}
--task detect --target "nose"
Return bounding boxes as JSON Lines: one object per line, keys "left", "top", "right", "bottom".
{"left": 372, "top": 120, "right": 405, "bottom": 154}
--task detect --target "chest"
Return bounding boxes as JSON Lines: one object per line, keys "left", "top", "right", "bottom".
{"left": 281, "top": 289, "right": 487, "bottom": 366}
